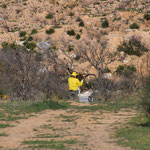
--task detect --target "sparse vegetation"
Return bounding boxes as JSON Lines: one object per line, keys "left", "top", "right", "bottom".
{"left": 76, "top": 17, "right": 82, "bottom": 22}
{"left": 67, "top": 29, "right": 76, "bottom": 36}
{"left": 19, "top": 31, "right": 27, "bottom": 37}
{"left": 0, "top": 4, "right": 7, "bottom": 8}
{"left": 115, "top": 114, "right": 150, "bottom": 150}
{"left": 45, "top": 13, "right": 53, "bottom": 19}
{"left": 76, "top": 34, "right": 80, "bottom": 40}
{"left": 116, "top": 65, "right": 136, "bottom": 77}
{"left": 31, "top": 29, "right": 38, "bottom": 35}
{"left": 130, "top": 23, "right": 139, "bottom": 29}
{"left": 101, "top": 19, "right": 109, "bottom": 28}
{"left": 23, "top": 139, "right": 77, "bottom": 149}
{"left": 46, "top": 28, "right": 55, "bottom": 34}
{"left": 69, "top": 12, "right": 74, "bottom": 16}
{"left": 24, "top": 41, "right": 37, "bottom": 50}
{"left": 79, "top": 21, "right": 85, "bottom": 27}
{"left": 117, "top": 36, "right": 148, "bottom": 56}
{"left": 103, "top": 68, "right": 111, "bottom": 73}
{"left": 67, "top": 45, "right": 74, "bottom": 51}
{"left": 144, "top": 13, "right": 150, "bottom": 21}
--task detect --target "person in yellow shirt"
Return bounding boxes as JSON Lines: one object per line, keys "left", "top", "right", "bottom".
{"left": 68, "top": 72, "right": 83, "bottom": 100}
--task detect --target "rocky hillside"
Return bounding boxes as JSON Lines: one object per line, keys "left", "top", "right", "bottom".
{"left": 0, "top": 0, "right": 150, "bottom": 76}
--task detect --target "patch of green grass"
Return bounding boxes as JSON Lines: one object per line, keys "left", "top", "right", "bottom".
{"left": 0, "top": 100, "right": 70, "bottom": 114}
{"left": 41, "top": 124, "right": 66, "bottom": 132}
{"left": 0, "top": 100, "right": 70, "bottom": 123}
{"left": 91, "top": 116, "right": 99, "bottom": 120}
{"left": 60, "top": 114, "right": 79, "bottom": 122}
{"left": 23, "top": 139, "right": 77, "bottom": 150}
{"left": 114, "top": 114, "right": 150, "bottom": 150}
{"left": 0, "top": 132, "right": 9, "bottom": 136}
{"left": 70, "top": 100, "right": 136, "bottom": 113}
{"left": 33, "top": 128, "right": 38, "bottom": 131}
{"left": 0, "top": 123, "right": 13, "bottom": 128}
{"left": 36, "top": 133, "right": 61, "bottom": 138}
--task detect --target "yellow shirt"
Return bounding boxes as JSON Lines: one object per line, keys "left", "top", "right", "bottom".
{"left": 68, "top": 77, "right": 83, "bottom": 91}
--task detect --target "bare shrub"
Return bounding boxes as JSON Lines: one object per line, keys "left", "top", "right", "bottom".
{"left": 140, "top": 76, "right": 150, "bottom": 118}
{"left": 77, "top": 31, "right": 124, "bottom": 77}
{"left": 40, "top": 71, "right": 69, "bottom": 99}
{"left": 76, "top": 31, "right": 126, "bottom": 100}
{"left": 0, "top": 44, "right": 41, "bottom": 100}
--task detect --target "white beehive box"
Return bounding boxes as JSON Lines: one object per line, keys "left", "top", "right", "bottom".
{"left": 78, "top": 90, "right": 93, "bottom": 103}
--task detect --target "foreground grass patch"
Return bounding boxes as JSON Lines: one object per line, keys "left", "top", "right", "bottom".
{"left": 60, "top": 114, "right": 79, "bottom": 122}
{"left": 0, "top": 123, "right": 13, "bottom": 128}
{"left": 71, "top": 100, "right": 136, "bottom": 113}
{"left": 0, "top": 132, "right": 9, "bottom": 136}
{"left": 36, "top": 133, "right": 62, "bottom": 138}
{"left": 115, "top": 114, "right": 150, "bottom": 150}
{"left": 0, "top": 99, "right": 136, "bottom": 123}
{"left": 0, "top": 100, "right": 70, "bottom": 122}
{"left": 23, "top": 139, "right": 77, "bottom": 149}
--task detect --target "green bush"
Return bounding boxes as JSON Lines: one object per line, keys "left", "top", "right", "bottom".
{"left": 67, "top": 45, "right": 74, "bottom": 52}
{"left": 79, "top": 21, "right": 84, "bottom": 27}
{"left": 31, "top": 29, "right": 38, "bottom": 35}
{"left": 0, "top": 4, "right": 7, "bottom": 8}
{"left": 101, "top": 19, "right": 109, "bottom": 28}
{"left": 1, "top": 42, "right": 19, "bottom": 49}
{"left": 103, "top": 68, "right": 111, "bottom": 73}
{"left": 116, "top": 65, "right": 136, "bottom": 77}
{"left": 144, "top": 13, "right": 150, "bottom": 21}
{"left": 20, "top": 37, "right": 27, "bottom": 41}
{"left": 27, "top": 36, "right": 33, "bottom": 41}
{"left": 67, "top": 30, "right": 75, "bottom": 36}
{"left": 45, "top": 13, "right": 53, "bottom": 19}
{"left": 46, "top": 28, "right": 55, "bottom": 34}
{"left": 76, "top": 34, "right": 80, "bottom": 40}
{"left": 1, "top": 42, "right": 9, "bottom": 48}
{"left": 76, "top": 17, "right": 82, "bottom": 22}
{"left": 19, "top": 31, "right": 27, "bottom": 37}
{"left": 69, "top": 12, "right": 74, "bottom": 16}
{"left": 130, "top": 23, "right": 139, "bottom": 29}
{"left": 117, "top": 36, "right": 148, "bottom": 56}
{"left": 74, "top": 55, "right": 80, "bottom": 60}
{"left": 24, "top": 41, "right": 37, "bottom": 50}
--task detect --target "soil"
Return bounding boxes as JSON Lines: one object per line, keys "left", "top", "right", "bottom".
{"left": 0, "top": 102, "right": 136, "bottom": 150}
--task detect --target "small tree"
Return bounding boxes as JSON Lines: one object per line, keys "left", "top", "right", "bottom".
{"left": 102, "top": 19, "right": 109, "bottom": 28}
{"left": 76, "top": 31, "right": 124, "bottom": 100}
{"left": 77, "top": 31, "right": 122, "bottom": 77}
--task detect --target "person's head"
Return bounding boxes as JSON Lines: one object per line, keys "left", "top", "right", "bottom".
{"left": 71, "top": 72, "right": 78, "bottom": 77}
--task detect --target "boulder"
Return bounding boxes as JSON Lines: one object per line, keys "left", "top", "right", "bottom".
{"left": 37, "top": 41, "right": 51, "bottom": 52}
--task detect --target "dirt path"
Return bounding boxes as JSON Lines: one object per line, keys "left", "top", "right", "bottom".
{"left": 0, "top": 103, "right": 136, "bottom": 150}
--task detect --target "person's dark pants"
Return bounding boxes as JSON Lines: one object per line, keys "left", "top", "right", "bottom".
{"left": 69, "top": 90, "right": 78, "bottom": 100}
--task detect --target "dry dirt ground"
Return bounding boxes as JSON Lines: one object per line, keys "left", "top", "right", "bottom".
{"left": 0, "top": 102, "right": 136, "bottom": 150}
